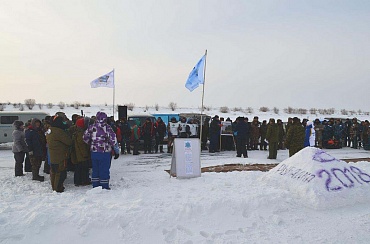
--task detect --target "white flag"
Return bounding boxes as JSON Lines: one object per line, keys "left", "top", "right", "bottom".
{"left": 90, "top": 70, "right": 114, "bottom": 88}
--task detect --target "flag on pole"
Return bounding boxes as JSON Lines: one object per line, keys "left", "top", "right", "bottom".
{"left": 185, "top": 55, "right": 206, "bottom": 92}
{"left": 90, "top": 70, "right": 115, "bottom": 88}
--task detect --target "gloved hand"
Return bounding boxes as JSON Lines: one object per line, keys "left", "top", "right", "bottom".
{"left": 114, "top": 153, "right": 119, "bottom": 160}
{"left": 29, "top": 151, "right": 34, "bottom": 156}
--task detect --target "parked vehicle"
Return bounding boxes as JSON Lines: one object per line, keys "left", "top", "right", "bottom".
{"left": 127, "top": 114, "right": 156, "bottom": 151}
{"left": 0, "top": 111, "right": 49, "bottom": 143}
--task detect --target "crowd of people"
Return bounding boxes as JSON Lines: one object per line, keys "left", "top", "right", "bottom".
{"left": 203, "top": 116, "right": 370, "bottom": 160}
{"left": 12, "top": 111, "right": 119, "bottom": 192}
{"left": 11, "top": 111, "right": 369, "bottom": 192}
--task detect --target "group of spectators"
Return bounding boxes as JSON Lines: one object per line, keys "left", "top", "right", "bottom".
{"left": 12, "top": 111, "right": 119, "bottom": 192}
{"left": 11, "top": 110, "right": 369, "bottom": 192}
{"left": 202, "top": 115, "right": 370, "bottom": 159}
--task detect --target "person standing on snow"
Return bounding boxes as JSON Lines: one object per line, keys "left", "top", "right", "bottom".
{"left": 119, "top": 117, "right": 131, "bottom": 154}
{"left": 285, "top": 117, "right": 305, "bottom": 157}
{"left": 304, "top": 121, "right": 315, "bottom": 147}
{"left": 154, "top": 117, "right": 166, "bottom": 153}
{"left": 209, "top": 115, "right": 221, "bottom": 153}
{"left": 46, "top": 115, "right": 72, "bottom": 192}
{"left": 25, "top": 118, "right": 46, "bottom": 182}
{"left": 131, "top": 120, "right": 141, "bottom": 155}
{"left": 266, "top": 118, "right": 279, "bottom": 159}
{"left": 314, "top": 119, "right": 324, "bottom": 149}
{"left": 71, "top": 118, "right": 91, "bottom": 186}
{"left": 178, "top": 117, "right": 190, "bottom": 138}
{"left": 12, "top": 120, "right": 29, "bottom": 177}
{"left": 142, "top": 118, "right": 154, "bottom": 154}
{"left": 83, "top": 111, "right": 119, "bottom": 190}
{"left": 167, "top": 117, "right": 179, "bottom": 153}
{"left": 234, "top": 117, "right": 248, "bottom": 158}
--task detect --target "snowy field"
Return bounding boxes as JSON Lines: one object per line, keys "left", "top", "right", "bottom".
{"left": 1, "top": 147, "right": 370, "bottom": 244}
{"left": 1, "top": 105, "right": 370, "bottom": 243}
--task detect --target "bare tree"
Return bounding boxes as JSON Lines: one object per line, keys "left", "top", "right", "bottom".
{"left": 273, "top": 107, "right": 279, "bottom": 114}
{"left": 58, "top": 102, "right": 65, "bottom": 110}
{"left": 73, "top": 101, "right": 81, "bottom": 109}
{"left": 203, "top": 105, "right": 212, "bottom": 111}
{"left": 154, "top": 103, "right": 159, "bottom": 111}
{"left": 19, "top": 104, "right": 24, "bottom": 111}
{"left": 246, "top": 107, "right": 254, "bottom": 114}
{"left": 169, "top": 102, "right": 177, "bottom": 111}
{"left": 0, "top": 103, "right": 5, "bottom": 111}
{"left": 284, "top": 107, "right": 293, "bottom": 114}
{"left": 125, "top": 103, "right": 135, "bottom": 111}
{"left": 309, "top": 108, "right": 317, "bottom": 115}
{"left": 219, "top": 106, "right": 229, "bottom": 113}
{"left": 24, "top": 99, "right": 36, "bottom": 110}
{"left": 259, "top": 107, "right": 269, "bottom": 112}
{"left": 46, "top": 103, "right": 53, "bottom": 109}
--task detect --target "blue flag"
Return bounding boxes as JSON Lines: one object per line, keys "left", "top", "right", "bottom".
{"left": 185, "top": 55, "right": 205, "bottom": 92}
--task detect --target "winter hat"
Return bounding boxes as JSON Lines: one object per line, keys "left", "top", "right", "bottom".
{"left": 31, "top": 118, "right": 41, "bottom": 129}
{"left": 51, "top": 115, "right": 66, "bottom": 129}
{"left": 13, "top": 120, "right": 24, "bottom": 130}
{"left": 96, "top": 111, "right": 107, "bottom": 123}
{"left": 76, "top": 118, "right": 85, "bottom": 128}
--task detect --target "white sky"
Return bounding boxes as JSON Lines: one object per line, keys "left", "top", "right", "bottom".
{"left": 1, "top": 0, "right": 369, "bottom": 110}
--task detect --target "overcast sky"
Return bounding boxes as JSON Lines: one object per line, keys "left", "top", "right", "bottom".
{"left": 1, "top": 0, "right": 369, "bottom": 110}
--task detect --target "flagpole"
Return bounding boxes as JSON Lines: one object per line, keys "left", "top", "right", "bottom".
{"left": 200, "top": 50, "right": 207, "bottom": 150}
{"left": 113, "top": 68, "right": 115, "bottom": 119}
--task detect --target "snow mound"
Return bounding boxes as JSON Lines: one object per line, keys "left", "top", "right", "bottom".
{"left": 261, "top": 147, "right": 370, "bottom": 209}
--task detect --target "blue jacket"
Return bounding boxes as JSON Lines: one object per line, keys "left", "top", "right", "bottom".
{"left": 25, "top": 128, "right": 43, "bottom": 157}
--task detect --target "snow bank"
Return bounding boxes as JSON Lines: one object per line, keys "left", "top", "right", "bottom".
{"left": 261, "top": 147, "right": 370, "bottom": 209}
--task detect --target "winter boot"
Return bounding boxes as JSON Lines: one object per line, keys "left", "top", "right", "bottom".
{"left": 32, "top": 170, "right": 45, "bottom": 182}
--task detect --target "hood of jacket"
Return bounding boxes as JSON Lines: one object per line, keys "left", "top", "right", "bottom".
{"left": 13, "top": 120, "right": 24, "bottom": 130}
{"left": 95, "top": 112, "right": 107, "bottom": 125}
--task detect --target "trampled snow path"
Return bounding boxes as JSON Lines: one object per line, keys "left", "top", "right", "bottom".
{"left": 1, "top": 148, "right": 370, "bottom": 244}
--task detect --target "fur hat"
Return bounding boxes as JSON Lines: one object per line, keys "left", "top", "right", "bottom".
{"left": 51, "top": 115, "right": 66, "bottom": 129}
{"left": 13, "top": 120, "right": 24, "bottom": 130}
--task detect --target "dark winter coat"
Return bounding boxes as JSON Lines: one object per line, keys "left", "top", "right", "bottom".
{"left": 46, "top": 126, "right": 72, "bottom": 163}
{"left": 266, "top": 123, "right": 279, "bottom": 143}
{"left": 285, "top": 122, "right": 305, "bottom": 155}
{"left": 155, "top": 121, "right": 167, "bottom": 137}
{"left": 25, "top": 126, "right": 43, "bottom": 157}
{"left": 323, "top": 124, "right": 334, "bottom": 141}
{"left": 142, "top": 121, "right": 154, "bottom": 137}
{"left": 209, "top": 119, "right": 221, "bottom": 135}
{"left": 120, "top": 121, "right": 131, "bottom": 137}
{"left": 71, "top": 127, "right": 90, "bottom": 164}
{"left": 234, "top": 120, "right": 248, "bottom": 140}
{"left": 260, "top": 123, "right": 267, "bottom": 140}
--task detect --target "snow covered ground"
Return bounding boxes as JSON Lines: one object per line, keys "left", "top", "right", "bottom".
{"left": 1, "top": 105, "right": 370, "bottom": 243}
{"left": 1, "top": 147, "right": 370, "bottom": 244}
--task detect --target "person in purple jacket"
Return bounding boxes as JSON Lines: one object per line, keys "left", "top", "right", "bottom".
{"left": 83, "top": 111, "right": 119, "bottom": 190}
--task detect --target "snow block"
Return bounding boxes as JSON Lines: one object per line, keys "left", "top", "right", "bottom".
{"left": 261, "top": 147, "right": 370, "bottom": 209}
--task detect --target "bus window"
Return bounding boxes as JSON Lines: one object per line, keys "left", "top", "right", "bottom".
{"left": 0, "top": 116, "right": 19, "bottom": 124}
